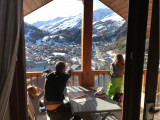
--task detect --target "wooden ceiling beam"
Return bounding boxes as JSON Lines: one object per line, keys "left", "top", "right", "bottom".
{"left": 100, "top": 0, "right": 127, "bottom": 21}
{"left": 23, "top": 0, "right": 52, "bottom": 16}
{"left": 121, "top": 13, "right": 128, "bottom": 20}
{"left": 100, "top": 0, "right": 152, "bottom": 37}
{"left": 112, "top": 1, "right": 128, "bottom": 12}
{"left": 118, "top": 7, "right": 128, "bottom": 17}
{"left": 110, "top": 0, "right": 120, "bottom": 7}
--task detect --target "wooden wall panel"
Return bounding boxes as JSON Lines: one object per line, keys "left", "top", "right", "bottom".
{"left": 23, "top": 0, "right": 52, "bottom": 16}
{"left": 100, "top": 0, "right": 153, "bottom": 37}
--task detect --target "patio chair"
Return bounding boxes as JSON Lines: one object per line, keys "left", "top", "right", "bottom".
{"left": 27, "top": 93, "right": 49, "bottom": 120}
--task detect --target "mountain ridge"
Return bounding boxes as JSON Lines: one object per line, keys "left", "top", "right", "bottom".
{"left": 25, "top": 8, "right": 127, "bottom": 54}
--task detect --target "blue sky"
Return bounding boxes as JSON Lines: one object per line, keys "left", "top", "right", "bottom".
{"left": 24, "top": 0, "right": 108, "bottom": 24}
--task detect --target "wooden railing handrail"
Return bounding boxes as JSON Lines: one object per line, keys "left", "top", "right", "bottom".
{"left": 26, "top": 70, "right": 149, "bottom": 74}
{"left": 91, "top": 70, "right": 111, "bottom": 73}
{"left": 26, "top": 72, "right": 42, "bottom": 77}
{"left": 26, "top": 69, "right": 159, "bottom": 92}
{"left": 26, "top": 71, "right": 83, "bottom": 77}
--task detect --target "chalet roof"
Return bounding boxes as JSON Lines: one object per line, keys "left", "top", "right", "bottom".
{"left": 23, "top": 0, "right": 152, "bottom": 36}
{"left": 71, "top": 64, "right": 81, "bottom": 70}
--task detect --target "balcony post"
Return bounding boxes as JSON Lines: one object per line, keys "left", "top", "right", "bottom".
{"left": 81, "top": 0, "right": 93, "bottom": 86}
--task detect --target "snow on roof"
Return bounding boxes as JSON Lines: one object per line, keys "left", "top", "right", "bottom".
{"left": 42, "top": 36, "right": 50, "bottom": 41}
{"left": 71, "top": 64, "right": 81, "bottom": 70}
{"left": 106, "top": 50, "right": 116, "bottom": 57}
{"left": 59, "top": 36, "right": 64, "bottom": 40}
{"left": 52, "top": 52, "right": 70, "bottom": 56}
{"left": 71, "top": 57, "right": 77, "bottom": 61}
{"left": 52, "top": 52, "right": 65, "bottom": 56}
{"left": 99, "top": 59, "right": 105, "bottom": 62}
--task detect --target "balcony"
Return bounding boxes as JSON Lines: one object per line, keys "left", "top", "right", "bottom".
{"left": 26, "top": 69, "right": 160, "bottom": 119}
{"left": 1, "top": 0, "right": 158, "bottom": 119}
{"left": 26, "top": 69, "right": 160, "bottom": 105}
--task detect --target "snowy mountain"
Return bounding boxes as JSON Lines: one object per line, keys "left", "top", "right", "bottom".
{"left": 33, "top": 17, "right": 64, "bottom": 28}
{"left": 92, "top": 13, "right": 125, "bottom": 42}
{"left": 93, "top": 8, "right": 114, "bottom": 22}
{"left": 33, "top": 9, "right": 115, "bottom": 34}
{"left": 24, "top": 23, "right": 51, "bottom": 44}
{"left": 33, "top": 15, "right": 81, "bottom": 34}
{"left": 25, "top": 8, "right": 126, "bottom": 44}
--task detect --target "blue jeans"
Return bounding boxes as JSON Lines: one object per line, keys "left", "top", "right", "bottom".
{"left": 39, "top": 107, "right": 47, "bottom": 112}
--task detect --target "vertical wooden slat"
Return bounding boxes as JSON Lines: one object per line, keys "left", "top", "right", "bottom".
{"left": 97, "top": 74, "right": 100, "bottom": 86}
{"left": 143, "top": 70, "right": 147, "bottom": 92}
{"left": 108, "top": 73, "right": 110, "bottom": 87}
{"left": 77, "top": 74, "right": 80, "bottom": 86}
{"left": 142, "top": 71, "right": 145, "bottom": 92}
{"left": 42, "top": 78, "right": 45, "bottom": 92}
{"left": 30, "top": 77, "right": 33, "bottom": 85}
{"left": 72, "top": 75, "right": 75, "bottom": 86}
{"left": 67, "top": 79, "right": 69, "bottom": 86}
{"left": 103, "top": 73, "right": 105, "bottom": 88}
{"left": 78, "top": 73, "right": 82, "bottom": 86}
{"left": 92, "top": 74, "right": 95, "bottom": 86}
{"left": 36, "top": 76, "right": 39, "bottom": 88}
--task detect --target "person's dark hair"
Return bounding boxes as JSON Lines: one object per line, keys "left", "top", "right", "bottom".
{"left": 55, "top": 61, "right": 65, "bottom": 73}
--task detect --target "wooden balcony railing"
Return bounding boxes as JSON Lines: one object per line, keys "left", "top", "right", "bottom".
{"left": 26, "top": 69, "right": 160, "bottom": 103}
{"left": 26, "top": 72, "right": 45, "bottom": 91}
{"left": 26, "top": 71, "right": 83, "bottom": 92}
{"left": 91, "top": 70, "right": 111, "bottom": 89}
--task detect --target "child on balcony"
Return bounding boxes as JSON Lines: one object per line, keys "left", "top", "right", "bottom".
{"left": 42, "top": 61, "right": 80, "bottom": 120}
{"left": 106, "top": 54, "right": 125, "bottom": 100}
{"left": 27, "top": 85, "right": 46, "bottom": 113}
